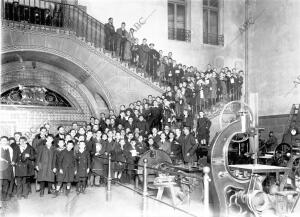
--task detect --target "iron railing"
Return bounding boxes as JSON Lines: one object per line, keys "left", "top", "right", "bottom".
{"left": 2, "top": 0, "right": 105, "bottom": 48}
{"left": 203, "top": 32, "right": 224, "bottom": 46}
{"left": 168, "top": 27, "right": 191, "bottom": 42}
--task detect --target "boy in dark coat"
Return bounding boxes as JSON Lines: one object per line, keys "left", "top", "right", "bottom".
{"left": 124, "top": 139, "right": 138, "bottom": 184}
{"left": 90, "top": 142, "right": 106, "bottom": 186}
{"left": 75, "top": 141, "right": 90, "bottom": 194}
{"left": 135, "top": 115, "right": 149, "bottom": 136}
{"left": 54, "top": 140, "right": 76, "bottom": 196}
{"left": 36, "top": 135, "right": 56, "bottom": 197}
{"left": 112, "top": 139, "right": 127, "bottom": 182}
{"left": 53, "top": 139, "right": 65, "bottom": 196}
{"left": 169, "top": 132, "right": 183, "bottom": 164}
{"left": 14, "top": 136, "right": 35, "bottom": 199}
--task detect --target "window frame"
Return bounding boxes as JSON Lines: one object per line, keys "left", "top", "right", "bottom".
{"left": 203, "top": 0, "right": 222, "bottom": 46}
{"left": 168, "top": 0, "right": 190, "bottom": 42}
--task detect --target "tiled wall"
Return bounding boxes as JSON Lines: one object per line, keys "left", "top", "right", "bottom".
{"left": 1, "top": 65, "right": 93, "bottom": 137}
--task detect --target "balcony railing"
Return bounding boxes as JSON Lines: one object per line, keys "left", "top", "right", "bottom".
{"left": 168, "top": 27, "right": 191, "bottom": 42}
{"left": 203, "top": 32, "right": 224, "bottom": 46}
{"left": 1, "top": 0, "right": 105, "bottom": 48}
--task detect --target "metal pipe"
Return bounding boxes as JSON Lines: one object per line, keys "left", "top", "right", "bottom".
{"left": 143, "top": 158, "right": 148, "bottom": 197}
{"left": 203, "top": 166, "right": 210, "bottom": 216}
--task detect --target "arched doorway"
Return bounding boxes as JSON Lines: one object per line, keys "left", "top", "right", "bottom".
{"left": 1, "top": 51, "right": 112, "bottom": 136}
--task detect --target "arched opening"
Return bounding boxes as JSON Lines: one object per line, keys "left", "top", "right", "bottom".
{"left": 1, "top": 51, "right": 112, "bottom": 134}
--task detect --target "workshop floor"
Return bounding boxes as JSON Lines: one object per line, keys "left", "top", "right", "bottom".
{"left": 1, "top": 183, "right": 205, "bottom": 217}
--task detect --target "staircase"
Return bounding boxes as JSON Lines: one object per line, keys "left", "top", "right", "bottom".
{"left": 1, "top": 0, "right": 164, "bottom": 91}
{"left": 1, "top": 0, "right": 166, "bottom": 117}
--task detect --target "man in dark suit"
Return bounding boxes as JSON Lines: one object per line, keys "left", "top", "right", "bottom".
{"left": 138, "top": 38, "right": 150, "bottom": 72}
{"left": 149, "top": 100, "right": 163, "bottom": 130}
{"left": 147, "top": 43, "right": 160, "bottom": 81}
{"left": 196, "top": 111, "right": 211, "bottom": 145}
{"left": 196, "top": 111, "right": 211, "bottom": 159}
{"left": 116, "top": 22, "right": 129, "bottom": 61}
{"left": 181, "top": 126, "right": 198, "bottom": 164}
{"left": 104, "top": 17, "right": 116, "bottom": 51}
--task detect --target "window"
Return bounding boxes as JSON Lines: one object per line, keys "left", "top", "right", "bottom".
{"left": 203, "top": 0, "right": 223, "bottom": 45}
{"left": 168, "top": 0, "right": 190, "bottom": 42}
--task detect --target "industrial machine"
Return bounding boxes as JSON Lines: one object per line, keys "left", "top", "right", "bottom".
{"left": 135, "top": 101, "right": 300, "bottom": 217}
{"left": 210, "top": 101, "right": 300, "bottom": 217}
{"left": 137, "top": 149, "right": 203, "bottom": 203}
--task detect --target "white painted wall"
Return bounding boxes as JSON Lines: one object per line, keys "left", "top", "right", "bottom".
{"left": 79, "top": 0, "right": 245, "bottom": 70}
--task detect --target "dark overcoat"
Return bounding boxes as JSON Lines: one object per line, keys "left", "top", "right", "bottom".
{"left": 91, "top": 143, "right": 106, "bottom": 176}
{"left": 0, "top": 147, "right": 14, "bottom": 180}
{"left": 57, "top": 149, "right": 76, "bottom": 183}
{"left": 181, "top": 134, "right": 198, "bottom": 163}
{"left": 75, "top": 150, "right": 90, "bottom": 180}
{"left": 36, "top": 145, "right": 56, "bottom": 182}
{"left": 15, "top": 145, "right": 36, "bottom": 177}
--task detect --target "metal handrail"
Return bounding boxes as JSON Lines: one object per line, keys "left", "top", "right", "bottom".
{"left": 2, "top": 0, "right": 105, "bottom": 48}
